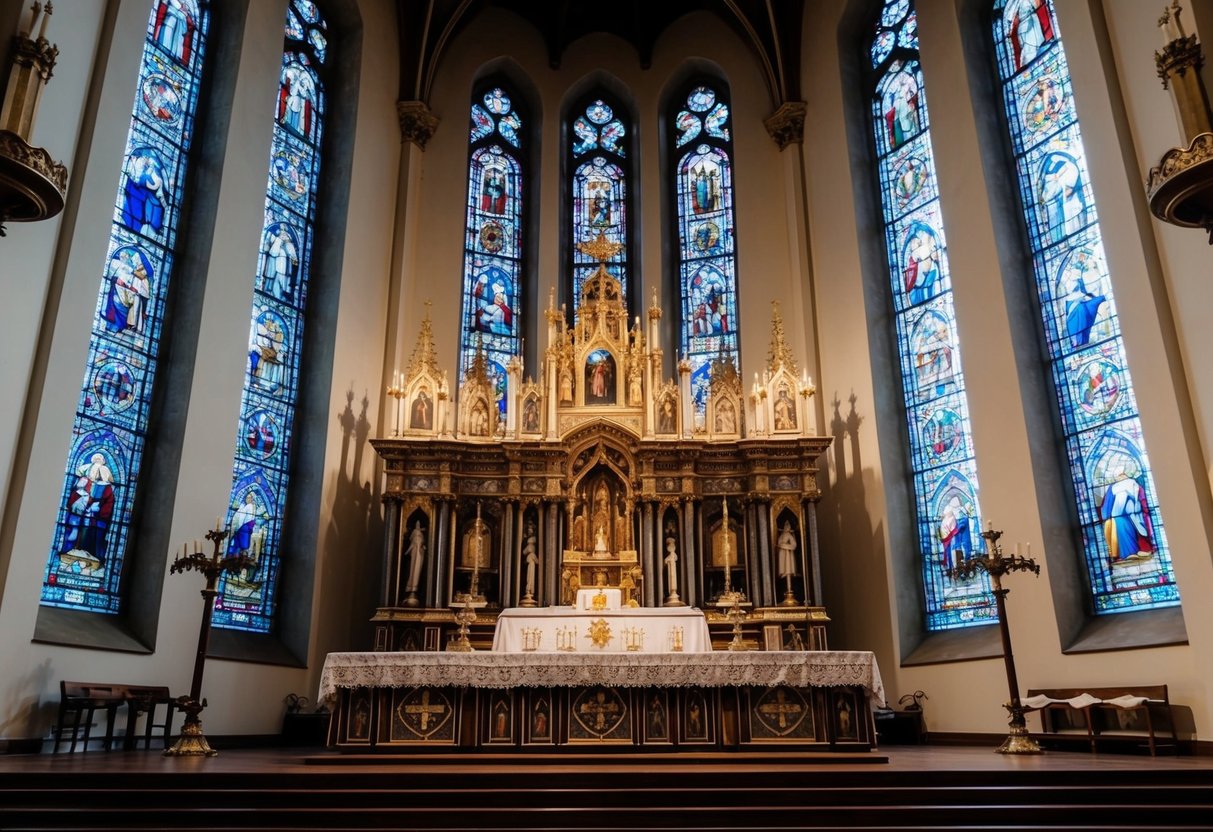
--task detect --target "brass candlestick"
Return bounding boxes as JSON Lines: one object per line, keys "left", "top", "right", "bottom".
{"left": 164, "top": 521, "right": 255, "bottom": 757}
{"left": 947, "top": 525, "right": 1041, "bottom": 754}
{"left": 715, "top": 496, "right": 750, "bottom": 651}
{"left": 446, "top": 595, "right": 480, "bottom": 652}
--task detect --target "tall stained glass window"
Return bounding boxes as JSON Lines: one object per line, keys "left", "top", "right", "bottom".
{"left": 212, "top": 0, "right": 329, "bottom": 633}
{"left": 870, "top": 0, "right": 995, "bottom": 630}
{"left": 672, "top": 81, "right": 739, "bottom": 419}
{"left": 41, "top": 0, "right": 210, "bottom": 614}
{"left": 992, "top": 0, "right": 1179, "bottom": 613}
{"left": 568, "top": 94, "right": 631, "bottom": 318}
{"left": 459, "top": 84, "right": 525, "bottom": 413}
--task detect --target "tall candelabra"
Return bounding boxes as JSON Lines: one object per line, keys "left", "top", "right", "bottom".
{"left": 714, "top": 497, "right": 750, "bottom": 651}
{"left": 947, "top": 525, "right": 1041, "bottom": 754}
{"left": 164, "top": 520, "right": 255, "bottom": 757}
{"left": 448, "top": 502, "right": 487, "bottom": 652}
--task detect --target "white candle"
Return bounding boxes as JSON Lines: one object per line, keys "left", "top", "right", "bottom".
{"left": 37, "top": 1, "right": 50, "bottom": 39}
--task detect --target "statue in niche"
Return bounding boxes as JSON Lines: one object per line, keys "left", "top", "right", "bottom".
{"left": 560, "top": 367, "right": 574, "bottom": 403}
{"left": 594, "top": 524, "right": 609, "bottom": 555}
{"left": 614, "top": 496, "right": 629, "bottom": 551}
{"left": 522, "top": 521, "right": 539, "bottom": 604}
{"left": 404, "top": 520, "right": 426, "bottom": 602}
{"left": 628, "top": 363, "right": 643, "bottom": 406}
{"left": 571, "top": 499, "right": 587, "bottom": 550}
{"left": 590, "top": 482, "right": 611, "bottom": 545}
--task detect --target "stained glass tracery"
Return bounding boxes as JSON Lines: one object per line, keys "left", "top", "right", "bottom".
{"left": 41, "top": 0, "right": 210, "bottom": 614}
{"left": 992, "top": 0, "right": 1178, "bottom": 613}
{"left": 212, "top": 0, "right": 329, "bottom": 632}
{"left": 870, "top": 0, "right": 995, "bottom": 630}
{"left": 460, "top": 85, "right": 525, "bottom": 409}
{"left": 672, "top": 83, "right": 739, "bottom": 421}
{"left": 569, "top": 95, "right": 631, "bottom": 316}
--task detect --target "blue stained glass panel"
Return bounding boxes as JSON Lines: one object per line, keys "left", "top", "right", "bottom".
{"left": 460, "top": 89, "right": 525, "bottom": 395}
{"left": 42, "top": 0, "right": 211, "bottom": 615}
{"left": 213, "top": 10, "right": 329, "bottom": 633}
{"left": 993, "top": 0, "right": 1178, "bottom": 614}
{"left": 870, "top": 0, "right": 993, "bottom": 630}
{"left": 568, "top": 95, "right": 631, "bottom": 322}
{"left": 674, "top": 85, "right": 740, "bottom": 423}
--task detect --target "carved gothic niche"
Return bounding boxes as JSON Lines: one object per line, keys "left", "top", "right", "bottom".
{"left": 457, "top": 339, "right": 500, "bottom": 440}
{"left": 707, "top": 350, "right": 743, "bottom": 441}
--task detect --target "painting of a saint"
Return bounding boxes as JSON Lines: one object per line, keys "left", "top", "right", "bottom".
{"left": 714, "top": 400, "right": 736, "bottom": 433}
{"left": 773, "top": 385, "right": 797, "bottom": 431}
{"left": 585, "top": 350, "right": 615, "bottom": 405}
{"left": 480, "top": 166, "right": 508, "bottom": 214}
{"left": 522, "top": 397, "right": 540, "bottom": 432}
{"left": 531, "top": 700, "right": 550, "bottom": 739}
{"left": 657, "top": 396, "right": 677, "bottom": 434}
{"left": 410, "top": 388, "right": 432, "bottom": 430}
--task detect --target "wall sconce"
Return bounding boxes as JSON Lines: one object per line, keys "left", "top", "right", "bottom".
{"left": 0, "top": 2, "right": 68, "bottom": 236}
{"left": 1146, "top": 1, "right": 1213, "bottom": 241}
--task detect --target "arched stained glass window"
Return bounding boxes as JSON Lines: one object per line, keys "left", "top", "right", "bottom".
{"left": 992, "top": 0, "right": 1179, "bottom": 613}
{"left": 870, "top": 0, "right": 994, "bottom": 631}
{"left": 41, "top": 0, "right": 210, "bottom": 615}
{"left": 671, "top": 81, "right": 739, "bottom": 420}
{"left": 212, "top": 0, "right": 329, "bottom": 633}
{"left": 568, "top": 94, "right": 631, "bottom": 318}
{"left": 459, "top": 83, "right": 525, "bottom": 413}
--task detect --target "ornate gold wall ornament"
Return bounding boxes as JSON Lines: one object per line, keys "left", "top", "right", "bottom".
{"left": 766, "top": 301, "right": 798, "bottom": 374}
{"left": 586, "top": 617, "right": 612, "bottom": 648}
{"left": 396, "top": 100, "right": 439, "bottom": 149}
{"left": 762, "top": 101, "right": 807, "bottom": 150}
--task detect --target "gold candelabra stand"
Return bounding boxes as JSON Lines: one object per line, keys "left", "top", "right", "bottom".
{"left": 448, "top": 502, "right": 487, "bottom": 652}
{"left": 714, "top": 496, "right": 750, "bottom": 651}
{"left": 946, "top": 525, "right": 1042, "bottom": 754}
{"left": 164, "top": 521, "right": 255, "bottom": 757}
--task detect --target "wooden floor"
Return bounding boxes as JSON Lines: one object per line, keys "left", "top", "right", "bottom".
{"left": 1, "top": 744, "right": 1211, "bottom": 830}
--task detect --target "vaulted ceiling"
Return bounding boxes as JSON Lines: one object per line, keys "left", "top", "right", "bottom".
{"left": 396, "top": 0, "right": 804, "bottom": 112}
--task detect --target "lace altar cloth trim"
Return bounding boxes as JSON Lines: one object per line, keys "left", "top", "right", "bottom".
{"left": 318, "top": 650, "right": 885, "bottom": 706}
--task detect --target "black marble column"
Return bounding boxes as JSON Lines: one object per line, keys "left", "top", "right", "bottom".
{"left": 382, "top": 499, "right": 399, "bottom": 607}
{"left": 500, "top": 500, "right": 515, "bottom": 608}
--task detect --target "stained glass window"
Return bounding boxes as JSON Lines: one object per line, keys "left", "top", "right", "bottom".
{"left": 870, "top": 0, "right": 995, "bottom": 630}
{"left": 41, "top": 0, "right": 210, "bottom": 615}
{"left": 459, "top": 83, "right": 525, "bottom": 413}
{"left": 569, "top": 95, "right": 631, "bottom": 317}
{"left": 672, "top": 82, "right": 739, "bottom": 420}
{"left": 212, "top": 0, "right": 329, "bottom": 633}
{"left": 992, "top": 0, "right": 1179, "bottom": 613}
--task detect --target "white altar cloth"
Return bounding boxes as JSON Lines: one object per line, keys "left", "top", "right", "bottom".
{"left": 492, "top": 606, "right": 711, "bottom": 653}
{"left": 317, "top": 650, "right": 885, "bottom": 707}
{"left": 575, "top": 587, "right": 622, "bottom": 610}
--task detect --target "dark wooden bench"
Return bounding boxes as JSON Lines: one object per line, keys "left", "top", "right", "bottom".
{"left": 54, "top": 682, "right": 176, "bottom": 752}
{"left": 1025, "top": 685, "right": 1177, "bottom": 755}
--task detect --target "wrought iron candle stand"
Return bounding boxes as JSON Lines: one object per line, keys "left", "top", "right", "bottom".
{"left": 946, "top": 526, "right": 1041, "bottom": 754}
{"left": 164, "top": 523, "right": 255, "bottom": 757}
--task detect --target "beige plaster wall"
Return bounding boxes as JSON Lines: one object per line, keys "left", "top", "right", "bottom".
{"left": 0, "top": 0, "right": 398, "bottom": 739}
{"left": 804, "top": 0, "right": 1213, "bottom": 738}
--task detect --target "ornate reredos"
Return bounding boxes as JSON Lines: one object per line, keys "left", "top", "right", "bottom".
{"left": 393, "top": 249, "right": 816, "bottom": 442}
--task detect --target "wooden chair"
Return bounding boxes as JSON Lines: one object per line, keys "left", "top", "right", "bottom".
{"left": 54, "top": 681, "right": 125, "bottom": 753}
{"left": 121, "top": 685, "right": 176, "bottom": 750}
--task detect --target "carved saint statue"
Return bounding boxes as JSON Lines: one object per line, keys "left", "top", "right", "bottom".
{"left": 523, "top": 521, "right": 539, "bottom": 599}
{"left": 664, "top": 536, "right": 679, "bottom": 594}
{"left": 594, "top": 524, "right": 608, "bottom": 554}
{"left": 404, "top": 521, "right": 426, "bottom": 593}
{"left": 777, "top": 521, "right": 798, "bottom": 577}
{"left": 571, "top": 501, "right": 587, "bottom": 551}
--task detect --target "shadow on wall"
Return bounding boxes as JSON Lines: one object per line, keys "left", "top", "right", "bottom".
{"left": 0, "top": 659, "right": 55, "bottom": 741}
{"left": 319, "top": 388, "right": 382, "bottom": 654}
{"left": 819, "top": 390, "right": 889, "bottom": 649}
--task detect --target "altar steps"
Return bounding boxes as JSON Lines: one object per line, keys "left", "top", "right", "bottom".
{"left": 1, "top": 755, "right": 1211, "bottom": 830}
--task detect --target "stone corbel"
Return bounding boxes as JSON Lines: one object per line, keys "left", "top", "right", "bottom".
{"left": 762, "top": 101, "right": 807, "bottom": 151}
{"left": 397, "top": 100, "right": 439, "bottom": 149}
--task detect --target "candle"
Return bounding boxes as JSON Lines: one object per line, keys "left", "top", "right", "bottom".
{"left": 1026, "top": 543, "right": 1032, "bottom": 557}
{"left": 37, "top": 1, "right": 51, "bottom": 40}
